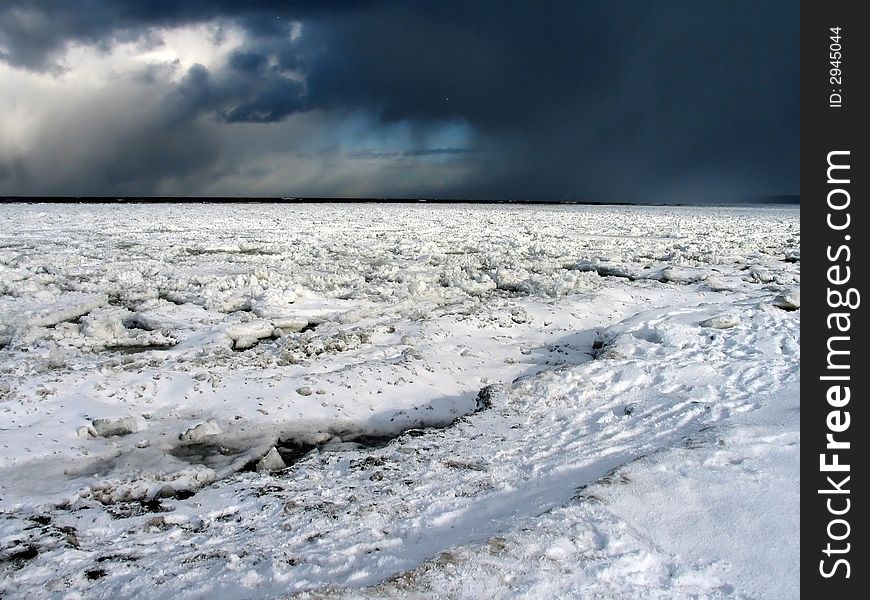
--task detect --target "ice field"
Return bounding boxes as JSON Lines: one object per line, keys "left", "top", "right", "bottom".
{"left": 0, "top": 203, "right": 799, "bottom": 598}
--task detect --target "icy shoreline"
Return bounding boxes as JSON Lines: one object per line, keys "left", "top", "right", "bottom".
{"left": 0, "top": 203, "right": 799, "bottom": 598}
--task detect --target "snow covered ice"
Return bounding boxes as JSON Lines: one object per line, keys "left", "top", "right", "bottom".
{"left": 0, "top": 203, "right": 799, "bottom": 598}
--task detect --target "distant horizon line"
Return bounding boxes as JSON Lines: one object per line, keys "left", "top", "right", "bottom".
{"left": 1, "top": 195, "right": 800, "bottom": 207}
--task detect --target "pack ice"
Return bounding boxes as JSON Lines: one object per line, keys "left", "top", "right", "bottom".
{"left": 0, "top": 203, "right": 799, "bottom": 598}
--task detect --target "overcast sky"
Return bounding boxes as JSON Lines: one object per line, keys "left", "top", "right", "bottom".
{"left": 0, "top": 1, "right": 798, "bottom": 202}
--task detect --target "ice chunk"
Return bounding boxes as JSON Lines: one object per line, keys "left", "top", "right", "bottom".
{"left": 92, "top": 416, "right": 144, "bottom": 437}
{"left": 225, "top": 321, "right": 275, "bottom": 349}
{"left": 704, "top": 275, "right": 732, "bottom": 292}
{"left": 660, "top": 267, "right": 696, "bottom": 283}
{"left": 773, "top": 287, "right": 800, "bottom": 310}
{"left": 10, "top": 293, "right": 109, "bottom": 328}
{"left": 251, "top": 289, "right": 298, "bottom": 319}
{"left": 402, "top": 347, "right": 423, "bottom": 361}
{"left": 77, "top": 425, "right": 96, "bottom": 439}
{"left": 338, "top": 310, "right": 362, "bottom": 325}
{"left": 179, "top": 420, "right": 222, "bottom": 443}
{"left": 748, "top": 267, "right": 776, "bottom": 283}
{"left": 255, "top": 447, "right": 287, "bottom": 472}
{"left": 699, "top": 313, "right": 741, "bottom": 329}
{"left": 272, "top": 317, "right": 309, "bottom": 332}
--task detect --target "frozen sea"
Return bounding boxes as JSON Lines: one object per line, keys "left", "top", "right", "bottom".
{"left": 0, "top": 203, "right": 799, "bottom": 598}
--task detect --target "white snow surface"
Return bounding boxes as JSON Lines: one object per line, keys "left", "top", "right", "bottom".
{"left": 0, "top": 203, "right": 799, "bottom": 598}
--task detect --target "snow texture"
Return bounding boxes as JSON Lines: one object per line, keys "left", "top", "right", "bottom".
{"left": 0, "top": 203, "right": 799, "bottom": 598}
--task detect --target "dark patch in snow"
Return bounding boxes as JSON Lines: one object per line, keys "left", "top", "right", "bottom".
{"left": 443, "top": 459, "right": 487, "bottom": 471}
{"left": 474, "top": 384, "right": 501, "bottom": 412}
{"left": 350, "top": 455, "right": 386, "bottom": 470}
{"left": 297, "top": 322, "right": 319, "bottom": 334}
{"left": 1, "top": 544, "right": 39, "bottom": 567}
{"left": 26, "top": 514, "right": 51, "bottom": 526}
{"left": 105, "top": 343, "right": 176, "bottom": 354}
{"left": 342, "top": 434, "right": 394, "bottom": 449}
{"left": 254, "top": 485, "right": 285, "bottom": 497}
{"left": 106, "top": 499, "right": 173, "bottom": 520}
{"left": 774, "top": 304, "right": 799, "bottom": 312}
{"left": 121, "top": 315, "right": 155, "bottom": 331}
{"left": 85, "top": 568, "right": 107, "bottom": 580}
{"left": 169, "top": 442, "right": 246, "bottom": 466}
{"left": 271, "top": 440, "right": 319, "bottom": 467}
{"left": 96, "top": 554, "right": 139, "bottom": 563}
{"left": 184, "top": 247, "right": 281, "bottom": 256}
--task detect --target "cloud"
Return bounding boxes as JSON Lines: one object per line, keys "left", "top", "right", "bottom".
{"left": 0, "top": 1, "right": 364, "bottom": 72}
{"left": 166, "top": 56, "right": 308, "bottom": 124}
{"left": 348, "top": 148, "right": 483, "bottom": 160}
{"left": 0, "top": 1, "right": 798, "bottom": 201}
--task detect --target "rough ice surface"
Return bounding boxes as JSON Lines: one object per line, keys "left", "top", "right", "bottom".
{"left": 0, "top": 203, "right": 799, "bottom": 598}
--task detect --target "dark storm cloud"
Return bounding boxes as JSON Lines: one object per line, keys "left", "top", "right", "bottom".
{"left": 167, "top": 58, "right": 308, "bottom": 124}
{"left": 0, "top": 1, "right": 798, "bottom": 202}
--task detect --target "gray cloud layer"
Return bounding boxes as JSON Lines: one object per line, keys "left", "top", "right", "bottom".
{"left": 0, "top": 1, "right": 798, "bottom": 202}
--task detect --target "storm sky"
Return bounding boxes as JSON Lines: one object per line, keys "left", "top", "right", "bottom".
{"left": 0, "top": 1, "right": 798, "bottom": 202}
